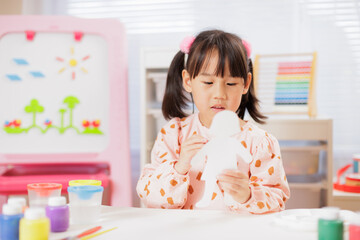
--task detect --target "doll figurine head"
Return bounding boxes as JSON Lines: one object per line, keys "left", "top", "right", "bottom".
{"left": 209, "top": 110, "right": 240, "bottom": 138}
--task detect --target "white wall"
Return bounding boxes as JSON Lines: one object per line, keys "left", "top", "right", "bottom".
{"left": 30, "top": 0, "right": 360, "bottom": 173}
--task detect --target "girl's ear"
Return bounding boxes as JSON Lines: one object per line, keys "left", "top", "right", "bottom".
{"left": 182, "top": 69, "right": 192, "bottom": 93}
{"left": 242, "top": 72, "right": 252, "bottom": 94}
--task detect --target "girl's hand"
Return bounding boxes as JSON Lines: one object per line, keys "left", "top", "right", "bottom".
{"left": 217, "top": 169, "right": 251, "bottom": 204}
{"left": 175, "top": 135, "right": 208, "bottom": 175}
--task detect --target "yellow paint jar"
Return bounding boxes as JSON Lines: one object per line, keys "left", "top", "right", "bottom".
{"left": 19, "top": 208, "right": 50, "bottom": 240}
{"left": 68, "top": 179, "right": 102, "bottom": 186}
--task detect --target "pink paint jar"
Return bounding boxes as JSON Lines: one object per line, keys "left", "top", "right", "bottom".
{"left": 349, "top": 213, "right": 360, "bottom": 240}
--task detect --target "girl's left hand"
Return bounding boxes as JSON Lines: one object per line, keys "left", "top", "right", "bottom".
{"left": 217, "top": 169, "right": 251, "bottom": 204}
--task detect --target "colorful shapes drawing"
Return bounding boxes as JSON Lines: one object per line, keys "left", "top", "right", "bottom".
{"left": 82, "top": 119, "right": 103, "bottom": 135}
{"left": 4, "top": 121, "right": 11, "bottom": 127}
{"left": 69, "top": 59, "right": 77, "bottom": 67}
{"left": 56, "top": 47, "right": 90, "bottom": 80}
{"left": 13, "top": 119, "right": 21, "bottom": 127}
{"left": 3, "top": 97, "right": 103, "bottom": 135}
{"left": 44, "top": 119, "right": 52, "bottom": 126}
{"left": 8, "top": 59, "right": 45, "bottom": 81}
{"left": 6, "top": 74, "right": 21, "bottom": 81}
{"left": 13, "top": 58, "right": 29, "bottom": 65}
{"left": 29, "top": 71, "right": 45, "bottom": 78}
{"left": 82, "top": 120, "right": 90, "bottom": 128}
{"left": 92, "top": 120, "right": 100, "bottom": 128}
{"left": 80, "top": 67, "right": 88, "bottom": 73}
{"left": 3, "top": 119, "right": 26, "bottom": 134}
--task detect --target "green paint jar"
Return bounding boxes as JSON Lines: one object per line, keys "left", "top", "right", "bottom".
{"left": 318, "top": 207, "right": 343, "bottom": 240}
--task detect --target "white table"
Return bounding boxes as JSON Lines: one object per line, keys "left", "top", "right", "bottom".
{"left": 50, "top": 206, "right": 352, "bottom": 240}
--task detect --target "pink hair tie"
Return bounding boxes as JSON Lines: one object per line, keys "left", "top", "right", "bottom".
{"left": 180, "top": 36, "right": 195, "bottom": 54}
{"left": 242, "top": 39, "right": 252, "bottom": 57}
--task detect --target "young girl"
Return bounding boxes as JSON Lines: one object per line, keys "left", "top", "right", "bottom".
{"left": 136, "top": 30, "right": 290, "bottom": 214}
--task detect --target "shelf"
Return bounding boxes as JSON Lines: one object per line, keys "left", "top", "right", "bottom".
{"left": 289, "top": 181, "right": 326, "bottom": 190}
{"left": 281, "top": 145, "right": 327, "bottom": 152}
{"left": 332, "top": 189, "right": 360, "bottom": 199}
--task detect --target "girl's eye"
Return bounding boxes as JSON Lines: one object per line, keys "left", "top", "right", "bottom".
{"left": 203, "top": 82, "right": 213, "bottom": 85}
{"left": 227, "top": 83, "right": 237, "bottom": 86}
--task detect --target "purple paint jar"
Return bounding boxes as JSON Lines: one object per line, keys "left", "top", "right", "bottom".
{"left": 45, "top": 196, "right": 69, "bottom": 232}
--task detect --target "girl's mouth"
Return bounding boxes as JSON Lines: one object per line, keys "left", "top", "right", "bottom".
{"left": 211, "top": 105, "right": 225, "bottom": 112}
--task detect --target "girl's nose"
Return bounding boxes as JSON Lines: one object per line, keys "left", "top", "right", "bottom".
{"left": 214, "top": 83, "right": 226, "bottom": 100}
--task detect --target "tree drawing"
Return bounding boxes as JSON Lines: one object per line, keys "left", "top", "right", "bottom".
{"left": 24, "top": 99, "right": 44, "bottom": 133}
{"left": 63, "top": 96, "right": 79, "bottom": 126}
{"left": 59, "top": 109, "right": 67, "bottom": 133}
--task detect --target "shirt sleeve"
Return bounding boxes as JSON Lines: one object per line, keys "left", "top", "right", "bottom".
{"left": 136, "top": 118, "right": 190, "bottom": 209}
{"left": 226, "top": 133, "right": 290, "bottom": 214}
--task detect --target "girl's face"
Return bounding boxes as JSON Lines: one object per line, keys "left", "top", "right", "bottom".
{"left": 182, "top": 50, "right": 251, "bottom": 128}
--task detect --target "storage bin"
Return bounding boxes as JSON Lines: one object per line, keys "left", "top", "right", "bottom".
{"left": 285, "top": 188, "right": 323, "bottom": 209}
{"left": 281, "top": 150, "right": 320, "bottom": 176}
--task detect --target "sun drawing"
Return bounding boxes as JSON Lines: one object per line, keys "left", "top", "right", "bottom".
{"left": 56, "top": 47, "right": 90, "bottom": 80}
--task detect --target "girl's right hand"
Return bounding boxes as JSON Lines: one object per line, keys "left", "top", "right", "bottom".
{"left": 175, "top": 135, "right": 208, "bottom": 175}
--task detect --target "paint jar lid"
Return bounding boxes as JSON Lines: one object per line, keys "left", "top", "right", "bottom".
{"left": 48, "top": 196, "right": 66, "bottom": 207}
{"left": 320, "top": 207, "right": 340, "bottom": 220}
{"left": 67, "top": 185, "right": 103, "bottom": 200}
{"left": 27, "top": 183, "right": 62, "bottom": 190}
{"left": 69, "top": 180, "right": 102, "bottom": 186}
{"left": 24, "top": 207, "right": 46, "bottom": 220}
{"left": 353, "top": 154, "right": 360, "bottom": 160}
{"left": 351, "top": 212, "right": 360, "bottom": 225}
{"left": 8, "top": 197, "right": 26, "bottom": 207}
{"left": 2, "top": 204, "right": 22, "bottom": 215}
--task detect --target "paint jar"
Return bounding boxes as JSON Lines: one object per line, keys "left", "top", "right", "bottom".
{"left": 318, "top": 207, "right": 343, "bottom": 240}
{"left": 45, "top": 196, "right": 69, "bottom": 232}
{"left": 0, "top": 204, "right": 23, "bottom": 240}
{"left": 69, "top": 179, "right": 102, "bottom": 186}
{"left": 19, "top": 208, "right": 50, "bottom": 240}
{"left": 67, "top": 185, "right": 103, "bottom": 225}
{"left": 349, "top": 212, "right": 360, "bottom": 240}
{"left": 353, "top": 154, "right": 360, "bottom": 173}
{"left": 8, "top": 197, "right": 27, "bottom": 213}
{"left": 27, "top": 183, "right": 62, "bottom": 208}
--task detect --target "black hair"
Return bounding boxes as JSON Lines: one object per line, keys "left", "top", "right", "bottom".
{"left": 162, "top": 29, "right": 267, "bottom": 124}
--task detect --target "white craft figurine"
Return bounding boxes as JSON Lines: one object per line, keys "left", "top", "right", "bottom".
{"left": 194, "top": 110, "right": 253, "bottom": 208}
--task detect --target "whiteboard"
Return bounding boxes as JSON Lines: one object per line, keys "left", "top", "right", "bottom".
{"left": 0, "top": 33, "right": 109, "bottom": 154}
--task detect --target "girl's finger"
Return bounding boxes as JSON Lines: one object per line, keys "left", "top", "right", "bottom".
{"left": 182, "top": 142, "right": 207, "bottom": 152}
{"left": 184, "top": 138, "right": 208, "bottom": 147}
{"left": 217, "top": 174, "right": 249, "bottom": 185}
{"left": 220, "top": 169, "right": 248, "bottom": 179}
{"left": 220, "top": 181, "right": 249, "bottom": 193}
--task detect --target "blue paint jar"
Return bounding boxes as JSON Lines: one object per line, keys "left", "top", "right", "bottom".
{"left": 0, "top": 204, "right": 24, "bottom": 240}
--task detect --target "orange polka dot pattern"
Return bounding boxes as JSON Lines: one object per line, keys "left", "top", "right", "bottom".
{"left": 136, "top": 113, "right": 290, "bottom": 214}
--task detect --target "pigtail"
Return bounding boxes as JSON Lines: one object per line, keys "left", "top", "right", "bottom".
{"left": 162, "top": 51, "right": 190, "bottom": 120}
{"left": 238, "top": 59, "right": 267, "bottom": 124}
